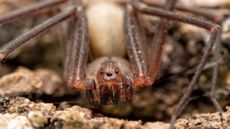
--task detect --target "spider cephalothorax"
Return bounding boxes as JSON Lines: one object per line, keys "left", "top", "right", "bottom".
{"left": 85, "top": 57, "right": 133, "bottom": 104}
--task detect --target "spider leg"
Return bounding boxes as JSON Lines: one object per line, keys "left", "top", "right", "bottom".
{"left": 124, "top": 0, "right": 177, "bottom": 90}
{"left": 148, "top": 0, "right": 177, "bottom": 86}
{"left": 132, "top": 2, "right": 221, "bottom": 30}
{"left": 132, "top": 2, "right": 221, "bottom": 128}
{"left": 64, "top": 7, "right": 89, "bottom": 91}
{"left": 209, "top": 43, "right": 223, "bottom": 112}
{"left": 124, "top": 5, "right": 148, "bottom": 90}
{"left": 0, "top": 6, "right": 77, "bottom": 61}
{"left": 210, "top": 61, "right": 223, "bottom": 112}
{"left": 0, "top": 0, "right": 68, "bottom": 25}
{"left": 142, "top": 0, "right": 223, "bottom": 22}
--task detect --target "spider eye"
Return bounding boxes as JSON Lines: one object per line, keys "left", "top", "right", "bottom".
{"left": 115, "top": 71, "right": 119, "bottom": 74}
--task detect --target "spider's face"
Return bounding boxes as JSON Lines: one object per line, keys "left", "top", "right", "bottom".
{"left": 85, "top": 57, "right": 133, "bottom": 104}
{"left": 97, "top": 61, "right": 122, "bottom": 82}
{"left": 95, "top": 61, "right": 132, "bottom": 104}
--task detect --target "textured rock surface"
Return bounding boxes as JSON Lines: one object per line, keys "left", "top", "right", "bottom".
{"left": 0, "top": 97, "right": 230, "bottom": 129}
{"left": 0, "top": 67, "right": 69, "bottom": 96}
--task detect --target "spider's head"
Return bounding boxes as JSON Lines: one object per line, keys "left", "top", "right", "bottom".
{"left": 97, "top": 61, "right": 123, "bottom": 83}
{"left": 86, "top": 58, "right": 133, "bottom": 105}
{"left": 96, "top": 61, "right": 132, "bottom": 104}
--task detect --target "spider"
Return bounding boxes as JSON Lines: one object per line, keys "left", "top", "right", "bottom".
{"left": 0, "top": 0, "right": 223, "bottom": 127}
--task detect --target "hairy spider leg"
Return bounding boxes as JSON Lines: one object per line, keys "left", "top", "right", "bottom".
{"left": 210, "top": 40, "right": 223, "bottom": 113}
{"left": 147, "top": 0, "right": 177, "bottom": 86}
{"left": 124, "top": 5, "right": 148, "bottom": 89}
{"left": 0, "top": 6, "right": 77, "bottom": 61}
{"left": 124, "top": 0, "right": 177, "bottom": 90}
{"left": 142, "top": 0, "right": 223, "bottom": 22}
{"left": 64, "top": 7, "right": 89, "bottom": 91}
{"left": 0, "top": 0, "right": 68, "bottom": 25}
{"left": 132, "top": 2, "right": 221, "bottom": 128}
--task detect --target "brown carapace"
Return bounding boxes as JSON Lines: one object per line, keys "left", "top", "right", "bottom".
{"left": 85, "top": 57, "right": 133, "bottom": 104}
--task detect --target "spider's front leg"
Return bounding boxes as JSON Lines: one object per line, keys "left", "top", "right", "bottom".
{"left": 124, "top": 0, "right": 177, "bottom": 90}
{"left": 63, "top": 6, "right": 95, "bottom": 104}
{"left": 124, "top": 5, "right": 149, "bottom": 89}
{"left": 64, "top": 6, "right": 89, "bottom": 90}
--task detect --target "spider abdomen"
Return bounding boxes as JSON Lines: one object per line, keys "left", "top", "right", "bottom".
{"left": 86, "top": 2, "right": 126, "bottom": 59}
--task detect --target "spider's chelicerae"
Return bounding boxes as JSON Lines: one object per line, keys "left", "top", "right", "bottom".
{"left": 0, "top": 0, "right": 224, "bottom": 127}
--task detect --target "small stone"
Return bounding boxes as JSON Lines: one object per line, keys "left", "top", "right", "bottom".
{"left": 0, "top": 114, "right": 18, "bottom": 129}
{"left": 0, "top": 67, "right": 69, "bottom": 97}
{"left": 8, "top": 115, "right": 33, "bottom": 129}
{"left": 28, "top": 111, "right": 48, "bottom": 128}
{"left": 144, "top": 122, "right": 169, "bottom": 129}
{"left": 0, "top": 67, "right": 42, "bottom": 96}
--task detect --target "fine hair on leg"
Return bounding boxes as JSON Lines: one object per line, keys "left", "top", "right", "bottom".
{"left": 0, "top": 0, "right": 67, "bottom": 25}
{"left": 0, "top": 6, "right": 77, "bottom": 61}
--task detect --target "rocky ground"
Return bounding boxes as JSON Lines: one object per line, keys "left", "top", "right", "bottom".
{"left": 0, "top": 97, "right": 229, "bottom": 129}
{"left": 0, "top": 0, "right": 230, "bottom": 129}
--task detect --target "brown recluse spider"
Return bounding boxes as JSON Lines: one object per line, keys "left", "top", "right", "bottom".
{"left": 0, "top": 0, "right": 223, "bottom": 128}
